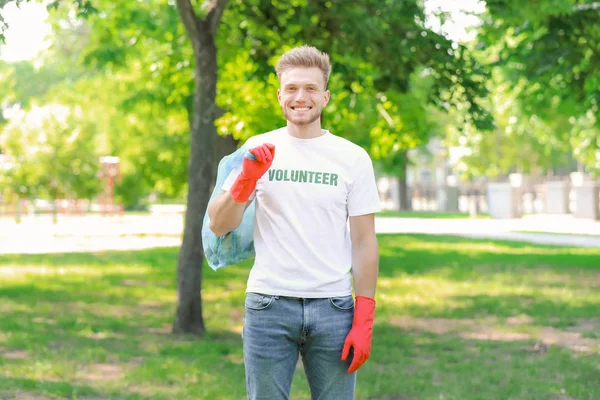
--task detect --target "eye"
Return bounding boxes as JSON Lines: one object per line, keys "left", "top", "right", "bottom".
{"left": 287, "top": 87, "right": 296, "bottom": 92}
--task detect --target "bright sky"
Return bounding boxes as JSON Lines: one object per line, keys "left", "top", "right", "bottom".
{"left": 423, "top": 0, "right": 486, "bottom": 43}
{"left": 0, "top": 1, "right": 51, "bottom": 62}
{"left": 0, "top": 0, "right": 485, "bottom": 62}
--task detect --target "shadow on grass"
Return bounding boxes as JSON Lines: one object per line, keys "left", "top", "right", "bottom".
{"left": 358, "top": 323, "right": 600, "bottom": 400}
{"left": 0, "top": 377, "right": 105, "bottom": 399}
{"left": 0, "top": 328, "right": 247, "bottom": 399}
{"left": 377, "top": 234, "right": 600, "bottom": 278}
{"left": 378, "top": 292, "right": 600, "bottom": 325}
{"left": 0, "top": 247, "right": 178, "bottom": 268}
{"left": 2, "top": 236, "right": 599, "bottom": 330}
{"left": 1, "top": 235, "right": 600, "bottom": 399}
{"left": 0, "top": 247, "right": 252, "bottom": 304}
{"left": 1, "top": 234, "right": 597, "bottom": 281}
{"left": 2, "top": 323, "right": 599, "bottom": 400}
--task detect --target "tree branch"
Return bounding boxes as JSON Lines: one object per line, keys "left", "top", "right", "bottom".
{"left": 206, "top": 0, "right": 229, "bottom": 36}
{"left": 0, "top": 0, "right": 20, "bottom": 8}
{"left": 0, "top": 0, "right": 23, "bottom": 42}
{"left": 176, "top": 0, "right": 201, "bottom": 46}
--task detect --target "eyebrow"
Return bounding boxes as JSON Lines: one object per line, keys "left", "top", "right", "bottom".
{"left": 284, "top": 83, "right": 319, "bottom": 89}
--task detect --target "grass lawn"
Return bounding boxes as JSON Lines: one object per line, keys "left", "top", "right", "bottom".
{"left": 1, "top": 235, "right": 599, "bottom": 400}
{"left": 377, "top": 211, "right": 490, "bottom": 219}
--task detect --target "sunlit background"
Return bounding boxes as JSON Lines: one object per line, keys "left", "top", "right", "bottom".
{"left": 0, "top": 1, "right": 599, "bottom": 399}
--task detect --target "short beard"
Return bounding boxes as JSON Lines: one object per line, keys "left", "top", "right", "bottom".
{"left": 282, "top": 107, "right": 322, "bottom": 126}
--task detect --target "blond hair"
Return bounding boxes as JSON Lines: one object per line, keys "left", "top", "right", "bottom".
{"left": 275, "top": 45, "right": 331, "bottom": 88}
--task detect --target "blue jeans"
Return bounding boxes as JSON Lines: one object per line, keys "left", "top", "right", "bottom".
{"left": 243, "top": 292, "right": 356, "bottom": 400}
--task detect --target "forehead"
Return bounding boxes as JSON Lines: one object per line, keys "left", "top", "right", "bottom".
{"left": 280, "top": 67, "right": 325, "bottom": 88}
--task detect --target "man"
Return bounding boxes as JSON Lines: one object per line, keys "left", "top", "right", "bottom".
{"left": 208, "top": 45, "right": 380, "bottom": 400}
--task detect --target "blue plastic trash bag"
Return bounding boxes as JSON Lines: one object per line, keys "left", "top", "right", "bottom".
{"left": 202, "top": 146, "right": 256, "bottom": 271}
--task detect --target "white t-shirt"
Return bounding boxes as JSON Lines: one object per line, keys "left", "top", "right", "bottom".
{"left": 222, "top": 127, "right": 381, "bottom": 298}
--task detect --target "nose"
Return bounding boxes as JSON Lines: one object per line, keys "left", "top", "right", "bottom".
{"left": 294, "top": 88, "right": 308, "bottom": 102}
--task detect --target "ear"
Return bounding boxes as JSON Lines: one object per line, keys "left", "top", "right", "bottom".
{"left": 323, "top": 89, "right": 331, "bottom": 107}
{"left": 277, "top": 88, "right": 282, "bottom": 104}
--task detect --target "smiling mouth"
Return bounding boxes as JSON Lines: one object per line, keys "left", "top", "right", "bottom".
{"left": 291, "top": 106, "right": 311, "bottom": 111}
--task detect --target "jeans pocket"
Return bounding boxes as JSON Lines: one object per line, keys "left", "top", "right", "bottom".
{"left": 329, "top": 295, "right": 355, "bottom": 311}
{"left": 245, "top": 292, "right": 276, "bottom": 310}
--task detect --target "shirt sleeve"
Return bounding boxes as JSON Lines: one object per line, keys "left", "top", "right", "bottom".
{"left": 347, "top": 151, "right": 381, "bottom": 216}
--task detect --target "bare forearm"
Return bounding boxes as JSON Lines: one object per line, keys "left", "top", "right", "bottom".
{"left": 351, "top": 237, "right": 379, "bottom": 298}
{"left": 208, "top": 191, "right": 248, "bottom": 237}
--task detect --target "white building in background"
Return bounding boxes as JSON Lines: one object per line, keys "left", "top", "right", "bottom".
{"left": 377, "top": 137, "right": 462, "bottom": 212}
{"left": 406, "top": 137, "right": 449, "bottom": 186}
{"left": 377, "top": 136, "right": 600, "bottom": 220}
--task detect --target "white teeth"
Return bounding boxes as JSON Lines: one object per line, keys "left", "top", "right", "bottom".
{"left": 294, "top": 107, "right": 310, "bottom": 111}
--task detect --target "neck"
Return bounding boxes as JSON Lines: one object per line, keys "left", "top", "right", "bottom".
{"left": 286, "top": 120, "right": 324, "bottom": 139}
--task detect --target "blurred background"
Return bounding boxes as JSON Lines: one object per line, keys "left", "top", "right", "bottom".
{"left": 1, "top": 0, "right": 598, "bottom": 223}
{"left": 1, "top": 2, "right": 600, "bottom": 399}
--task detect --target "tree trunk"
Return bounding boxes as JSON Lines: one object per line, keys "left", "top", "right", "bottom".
{"left": 15, "top": 196, "right": 21, "bottom": 224}
{"left": 215, "top": 134, "right": 239, "bottom": 175}
{"left": 172, "top": 40, "right": 215, "bottom": 335}
{"left": 397, "top": 152, "right": 411, "bottom": 211}
{"left": 52, "top": 198, "right": 58, "bottom": 224}
{"left": 210, "top": 134, "right": 239, "bottom": 193}
{"left": 173, "top": 0, "right": 229, "bottom": 335}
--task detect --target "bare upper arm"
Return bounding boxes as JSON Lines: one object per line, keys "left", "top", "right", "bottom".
{"left": 349, "top": 213, "right": 376, "bottom": 244}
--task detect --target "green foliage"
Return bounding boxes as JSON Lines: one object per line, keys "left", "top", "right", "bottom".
{"left": 215, "top": 50, "right": 283, "bottom": 141}
{"left": 446, "top": 67, "right": 579, "bottom": 179}
{"left": 0, "top": 60, "right": 75, "bottom": 112}
{"left": 2, "top": 0, "right": 496, "bottom": 203}
{"left": 0, "top": 104, "right": 101, "bottom": 201}
{"left": 478, "top": 0, "right": 600, "bottom": 174}
{"left": 225, "top": 0, "right": 493, "bottom": 164}
{"left": 31, "top": 1, "right": 193, "bottom": 204}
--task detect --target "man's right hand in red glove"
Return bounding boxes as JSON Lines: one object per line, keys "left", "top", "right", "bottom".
{"left": 230, "top": 143, "right": 275, "bottom": 203}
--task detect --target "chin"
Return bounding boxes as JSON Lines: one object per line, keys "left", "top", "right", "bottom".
{"left": 288, "top": 118, "right": 314, "bottom": 126}
{"left": 284, "top": 111, "right": 321, "bottom": 126}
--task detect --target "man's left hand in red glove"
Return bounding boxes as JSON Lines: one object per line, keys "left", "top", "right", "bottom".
{"left": 341, "top": 296, "right": 376, "bottom": 374}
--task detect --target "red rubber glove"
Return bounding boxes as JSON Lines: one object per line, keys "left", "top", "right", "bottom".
{"left": 341, "top": 296, "right": 376, "bottom": 374}
{"left": 230, "top": 143, "right": 275, "bottom": 202}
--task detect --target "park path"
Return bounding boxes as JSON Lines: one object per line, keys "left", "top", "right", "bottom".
{"left": 375, "top": 215, "right": 600, "bottom": 248}
{"left": 0, "top": 213, "right": 598, "bottom": 255}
